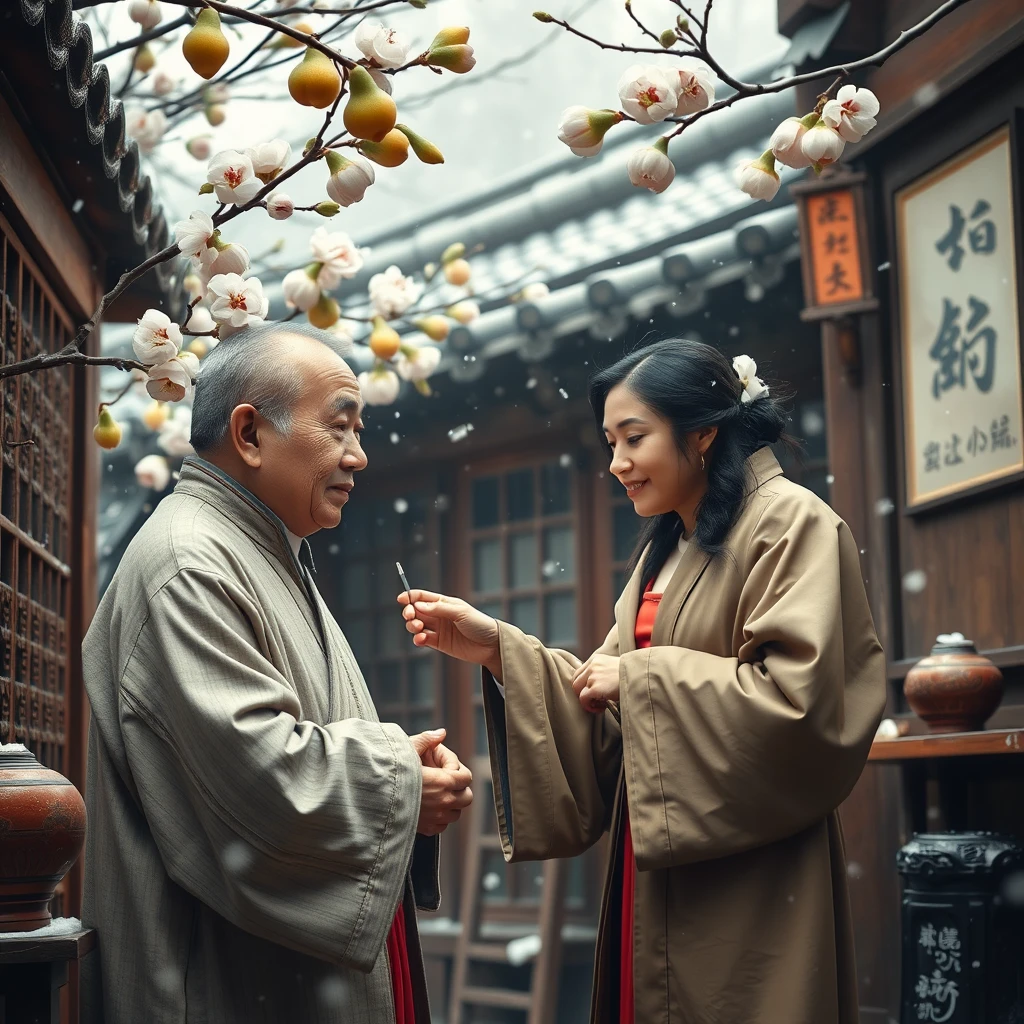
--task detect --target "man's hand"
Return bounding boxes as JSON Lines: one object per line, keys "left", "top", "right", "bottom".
{"left": 571, "top": 654, "right": 621, "bottom": 713}
{"left": 409, "top": 729, "right": 473, "bottom": 837}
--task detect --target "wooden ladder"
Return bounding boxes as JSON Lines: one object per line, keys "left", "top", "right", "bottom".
{"left": 448, "top": 757, "right": 567, "bottom": 1024}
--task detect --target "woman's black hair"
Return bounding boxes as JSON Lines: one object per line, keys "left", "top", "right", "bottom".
{"left": 588, "top": 338, "right": 791, "bottom": 588}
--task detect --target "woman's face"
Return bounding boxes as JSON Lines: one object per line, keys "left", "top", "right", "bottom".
{"left": 602, "top": 383, "right": 709, "bottom": 518}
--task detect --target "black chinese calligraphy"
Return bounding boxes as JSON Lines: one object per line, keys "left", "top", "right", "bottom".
{"left": 816, "top": 194, "right": 850, "bottom": 226}
{"left": 824, "top": 261, "right": 852, "bottom": 296}
{"left": 935, "top": 199, "right": 997, "bottom": 271}
{"left": 824, "top": 231, "right": 850, "bottom": 255}
{"left": 929, "top": 296, "right": 996, "bottom": 399}
{"left": 922, "top": 417, "right": 1018, "bottom": 472}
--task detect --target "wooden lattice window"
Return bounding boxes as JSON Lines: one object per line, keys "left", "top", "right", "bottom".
{"left": 0, "top": 213, "right": 73, "bottom": 778}
{"left": 462, "top": 454, "right": 593, "bottom": 912}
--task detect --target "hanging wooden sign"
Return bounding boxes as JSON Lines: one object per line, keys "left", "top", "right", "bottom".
{"left": 791, "top": 171, "right": 879, "bottom": 321}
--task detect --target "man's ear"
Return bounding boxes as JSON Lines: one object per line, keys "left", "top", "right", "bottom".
{"left": 229, "top": 404, "right": 262, "bottom": 468}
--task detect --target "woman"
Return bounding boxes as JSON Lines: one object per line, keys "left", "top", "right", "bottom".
{"left": 400, "top": 339, "right": 885, "bottom": 1024}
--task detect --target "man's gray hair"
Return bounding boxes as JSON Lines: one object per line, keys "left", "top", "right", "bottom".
{"left": 190, "top": 320, "right": 354, "bottom": 453}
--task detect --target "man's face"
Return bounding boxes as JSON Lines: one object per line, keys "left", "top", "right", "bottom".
{"left": 253, "top": 339, "right": 367, "bottom": 537}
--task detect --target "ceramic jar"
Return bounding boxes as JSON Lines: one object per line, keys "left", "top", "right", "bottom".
{"left": 0, "top": 744, "right": 86, "bottom": 931}
{"left": 904, "top": 633, "right": 1004, "bottom": 734}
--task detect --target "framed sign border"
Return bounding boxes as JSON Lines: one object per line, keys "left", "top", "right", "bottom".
{"left": 890, "top": 116, "right": 1024, "bottom": 516}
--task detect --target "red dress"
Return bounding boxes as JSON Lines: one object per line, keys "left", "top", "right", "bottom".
{"left": 386, "top": 901, "right": 415, "bottom": 1023}
{"left": 620, "top": 584, "right": 661, "bottom": 1024}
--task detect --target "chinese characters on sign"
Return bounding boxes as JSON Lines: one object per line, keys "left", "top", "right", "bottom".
{"left": 805, "top": 189, "right": 866, "bottom": 308}
{"left": 914, "top": 922, "right": 962, "bottom": 1023}
{"left": 896, "top": 125, "right": 1024, "bottom": 507}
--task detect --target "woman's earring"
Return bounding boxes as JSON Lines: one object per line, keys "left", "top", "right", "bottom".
{"left": 700, "top": 452, "right": 706, "bottom": 472}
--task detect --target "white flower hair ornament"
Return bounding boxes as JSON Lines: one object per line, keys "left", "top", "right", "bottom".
{"left": 732, "top": 355, "right": 769, "bottom": 404}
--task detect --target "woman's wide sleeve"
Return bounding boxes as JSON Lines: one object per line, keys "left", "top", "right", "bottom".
{"left": 481, "top": 621, "right": 623, "bottom": 862}
{"left": 619, "top": 495, "right": 886, "bottom": 872}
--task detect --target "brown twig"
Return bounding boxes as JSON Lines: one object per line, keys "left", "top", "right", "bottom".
{"left": 93, "top": 13, "right": 191, "bottom": 61}
{"left": 102, "top": 375, "right": 139, "bottom": 408}
{"left": 0, "top": 353, "right": 151, "bottom": 383}
{"left": 624, "top": 0, "right": 663, "bottom": 46}
{"left": 155, "top": 0, "right": 356, "bottom": 69}
{"left": 640, "top": 0, "right": 972, "bottom": 139}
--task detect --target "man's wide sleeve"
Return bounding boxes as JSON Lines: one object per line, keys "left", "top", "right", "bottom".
{"left": 118, "top": 567, "right": 421, "bottom": 972}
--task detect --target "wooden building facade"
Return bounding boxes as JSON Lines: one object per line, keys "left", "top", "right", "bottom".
{"left": 778, "top": 0, "right": 1024, "bottom": 1019}
{"left": 0, "top": 0, "right": 178, "bottom": 977}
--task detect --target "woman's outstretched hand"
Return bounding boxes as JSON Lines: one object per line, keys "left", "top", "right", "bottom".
{"left": 400, "top": 589, "right": 502, "bottom": 679}
{"left": 571, "top": 654, "right": 621, "bottom": 713}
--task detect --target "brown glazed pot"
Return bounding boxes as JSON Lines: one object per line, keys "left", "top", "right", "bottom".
{"left": 904, "top": 634, "right": 1004, "bottom": 734}
{"left": 0, "top": 745, "right": 86, "bottom": 931}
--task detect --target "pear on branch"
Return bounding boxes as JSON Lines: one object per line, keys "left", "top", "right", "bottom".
{"left": 289, "top": 47, "right": 342, "bottom": 109}
{"left": 358, "top": 129, "right": 410, "bottom": 168}
{"left": 343, "top": 65, "right": 398, "bottom": 141}
{"left": 182, "top": 9, "right": 230, "bottom": 80}
{"left": 93, "top": 407, "right": 122, "bottom": 450}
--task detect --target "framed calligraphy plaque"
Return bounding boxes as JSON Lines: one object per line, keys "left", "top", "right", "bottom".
{"left": 896, "top": 124, "right": 1024, "bottom": 510}
{"left": 792, "top": 170, "right": 879, "bottom": 321}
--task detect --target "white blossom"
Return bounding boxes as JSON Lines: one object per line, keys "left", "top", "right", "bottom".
{"left": 146, "top": 351, "right": 199, "bottom": 403}
{"left": 173, "top": 210, "right": 216, "bottom": 271}
{"left": 627, "top": 142, "right": 675, "bottom": 194}
{"left": 207, "top": 273, "right": 269, "bottom": 328}
{"left": 396, "top": 344, "right": 441, "bottom": 382}
{"left": 125, "top": 107, "right": 167, "bottom": 154}
{"left": 354, "top": 21, "right": 411, "bottom": 69}
{"left": 732, "top": 354, "right": 769, "bottom": 403}
{"left": 128, "top": 0, "right": 162, "bottom": 31}
{"left": 157, "top": 408, "right": 194, "bottom": 457}
{"left": 282, "top": 268, "right": 322, "bottom": 312}
{"left": 328, "top": 318, "right": 358, "bottom": 348}
{"left": 368, "top": 265, "right": 421, "bottom": 319}
{"left": 185, "top": 304, "right": 215, "bottom": 335}
{"left": 186, "top": 136, "right": 212, "bottom": 161}
{"left": 310, "top": 227, "right": 364, "bottom": 290}
{"left": 800, "top": 122, "right": 845, "bottom": 165}
{"left": 152, "top": 72, "right": 175, "bottom": 97}
{"left": 358, "top": 368, "right": 401, "bottom": 406}
{"left": 556, "top": 106, "right": 621, "bottom": 157}
{"left": 206, "top": 150, "right": 263, "bottom": 206}
{"left": 674, "top": 58, "right": 715, "bottom": 115}
{"left": 822, "top": 85, "right": 880, "bottom": 143}
{"left": 448, "top": 299, "right": 480, "bottom": 325}
{"left": 205, "top": 82, "right": 230, "bottom": 104}
{"left": 769, "top": 117, "right": 813, "bottom": 169}
{"left": 617, "top": 64, "right": 679, "bottom": 125}
{"left": 206, "top": 242, "right": 250, "bottom": 279}
{"left": 325, "top": 153, "right": 375, "bottom": 207}
{"left": 133, "top": 309, "right": 182, "bottom": 365}
{"left": 245, "top": 140, "right": 291, "bottom": 182}
{"left": 266, "top": 193, "right": 294, "bottom": 220}
{"left": 735, "top": 151, "right": 780, "bottom": 201}
{"left": 134, "top": 454, "right": 171, "bottom": 491}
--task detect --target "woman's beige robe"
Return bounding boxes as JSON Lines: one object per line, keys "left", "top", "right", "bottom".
{"left": 482, "top": 448, "right": 886, "bottom": 1024}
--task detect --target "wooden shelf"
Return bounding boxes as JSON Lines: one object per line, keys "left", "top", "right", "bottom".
{"left": 869, "top": 728, "right": 1023, "bottom": 762}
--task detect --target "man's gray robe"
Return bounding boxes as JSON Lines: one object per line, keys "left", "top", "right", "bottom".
{"left": 81, "top": 457, "right": 438, "bottom": 1024}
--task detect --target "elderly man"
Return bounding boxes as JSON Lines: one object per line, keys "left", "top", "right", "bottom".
{"left": 81, "top": 322, "right": 471, "bottom": 1024}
